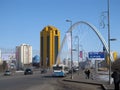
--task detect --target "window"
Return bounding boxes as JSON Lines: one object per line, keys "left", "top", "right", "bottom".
{"left": 55, "top": 30, "right": 57, "bottom": 34}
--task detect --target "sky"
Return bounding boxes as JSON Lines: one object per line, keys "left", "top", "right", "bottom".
{"left": 0, "top": 0, "right": 120, "bottom": 55}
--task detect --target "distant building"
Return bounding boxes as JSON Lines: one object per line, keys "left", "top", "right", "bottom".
{"left": 106, "top": 51, "right": 118, "bottom": 65}
{"left": 32, "top": 55, "right": 40, "bottom": 67}
{"left": 0, "top": 49, "right": 2, "bottom": 65}
{"left": 0, "top": 49, "right": 1, "bottom": 59}
{"left": 40, "top": 26, "right": 60, "bottom": 68}
{"left": 112, "top": 51, "right": 118, "bottom": 61}
{"left": 16, "top": 44, "right": 32, "bottom": 69}
{"left": 63, "top": 58, "right": 79, "bottom": 69}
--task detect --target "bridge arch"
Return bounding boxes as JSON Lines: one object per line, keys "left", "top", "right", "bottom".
{"left": 56, "top": 21, "right": 113, "bottom": 64}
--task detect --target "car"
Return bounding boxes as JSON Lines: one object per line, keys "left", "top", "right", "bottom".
{"left": 4, "top": 70, "right": 11, "bottom": 76}
{"left": 24, "top": 68, "right": 33, "bottom": 75}
{"left": 41, "top": 69, "right": 47, "bottom": 74}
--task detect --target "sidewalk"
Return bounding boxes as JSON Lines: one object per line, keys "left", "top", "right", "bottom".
{"left": 63, "top": 70, "right": 114, "bottom": 90}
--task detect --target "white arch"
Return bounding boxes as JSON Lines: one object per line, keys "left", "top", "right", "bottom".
{"left": 56, "top": 21, "right": 113, "bottom": 64}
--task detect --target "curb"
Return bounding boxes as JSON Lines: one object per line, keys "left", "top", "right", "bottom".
{"left": 63, "top": 79, "right": 106, "bottom": 90}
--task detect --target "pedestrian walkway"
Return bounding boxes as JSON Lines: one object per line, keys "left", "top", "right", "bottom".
{"left": 63, "top": 70, "right": 115, "bottom": 90}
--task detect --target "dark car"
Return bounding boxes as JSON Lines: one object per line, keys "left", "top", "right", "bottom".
{"left": 41, "top": 69, "right": 47, "bottom": 74}
{"left": 4, "top": 70, "right": 11, "bottom": 76}
{"left": 24, "top": 68, "right": 33, "bottom": 75}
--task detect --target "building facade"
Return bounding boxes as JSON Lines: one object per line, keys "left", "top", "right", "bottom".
{"left": 40, "top": 26, "right": 60, "bottom": 68}
{"left": 0, "top": 49, "right": 2, "bottom": 65}
{"left": 16, "top": 44, "right": 32, "bottom": 69}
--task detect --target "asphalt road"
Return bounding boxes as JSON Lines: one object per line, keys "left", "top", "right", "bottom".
{"left": 0, "top": 71, "right": 103, "bottom": 90}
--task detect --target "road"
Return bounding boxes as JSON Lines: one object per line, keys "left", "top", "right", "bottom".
{"left": 0, "top": 71, "right": 103, "bottom": 90}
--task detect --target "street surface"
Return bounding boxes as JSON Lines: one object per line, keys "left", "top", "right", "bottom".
{"left": 0, "top": 70, "right": 103, "bottom": 90}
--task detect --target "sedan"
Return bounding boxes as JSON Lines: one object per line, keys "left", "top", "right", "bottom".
{"left": 41, "top": 69, "right": 47, "bottom": 74}
{"left": 24, "top": 68, "right": 33, "bottom": 75}
{"left": 4, "top": 70, "right": 11, "bottom": 76}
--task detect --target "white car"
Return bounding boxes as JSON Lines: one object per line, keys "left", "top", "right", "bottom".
{"left": 4, "top": 70, "right": 11, "bottom": 76}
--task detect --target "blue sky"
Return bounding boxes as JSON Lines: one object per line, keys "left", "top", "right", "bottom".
{"left": 0, "top": 0, "right": 120, "bottom": 55}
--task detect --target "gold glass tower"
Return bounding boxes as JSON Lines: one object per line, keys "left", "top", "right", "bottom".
{"left": 40, "top": 26, "right": 60, "bottom": 68}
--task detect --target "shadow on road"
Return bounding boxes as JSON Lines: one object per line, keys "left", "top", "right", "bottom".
{"left": 42, "top": 75, "right": 65, "bottom": 79}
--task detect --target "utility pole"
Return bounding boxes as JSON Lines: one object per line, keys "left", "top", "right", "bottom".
{"left": 107, "top": 0, "right": 111, "bottom": 85}
{"left": 66, "top": 19, "right": 73, "bottom": 79}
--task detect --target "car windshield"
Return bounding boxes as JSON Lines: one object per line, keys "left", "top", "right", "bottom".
{"left": 26, "top": 69, "right": 31, "bottom": 71}
{"left": 53, "top": 66, "right": 62, "bottom": 70}
{"left": 5, "top": 70, "right": 10, "bottom": 72}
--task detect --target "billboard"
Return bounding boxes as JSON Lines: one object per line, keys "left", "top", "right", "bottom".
{"left": 2, "top": 53, "right": 15, "bottom": 61}
{"left": 88, "top": 52, "right": 104, "bottom": 59}
{"left": 79, "top": 51, "right": 83, "bottom": 58}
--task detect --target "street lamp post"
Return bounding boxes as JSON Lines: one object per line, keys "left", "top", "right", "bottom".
{"left": 66, "top": 19, "right": 73, "bottom": 79}
{"left": 107, "top": 0, "right": 111, "bottom": 85}
{"left": 75, "top": 36, "right": 80, "bottom": 75}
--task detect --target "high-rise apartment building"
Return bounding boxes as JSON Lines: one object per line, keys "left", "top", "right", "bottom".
{"left": 40, "top": 26, "right": 60, "bottom": 68}
{"left": 16, "top": 44, "right": 32, "bottom": 69}
{"left": 0, "top": 49, "right": 2, "bottom": 65}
